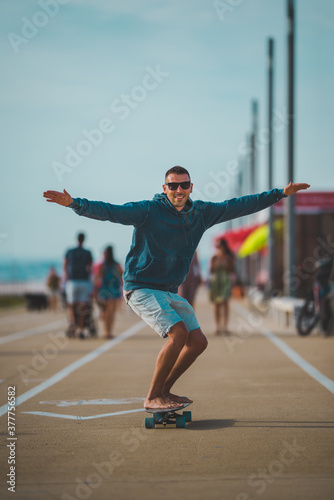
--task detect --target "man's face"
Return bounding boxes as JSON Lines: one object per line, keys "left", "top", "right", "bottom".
{"left": 163, "top": 173, "right": 193, "bottom": 211}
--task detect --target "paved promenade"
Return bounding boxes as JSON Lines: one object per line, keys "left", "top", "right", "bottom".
{"left": 1, "top": 287, "right": 333, "bottom": 500}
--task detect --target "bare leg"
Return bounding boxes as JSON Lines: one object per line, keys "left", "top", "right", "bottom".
{"left": 66, "top": 303, "right": 78, "bottom": 337}
{"left": 144, "top": 321, "right": 189, "bottom": 410}
{"left": 213, "top": 303, "right": 220, "bottom": 334}
{"left": 163, "top": 328, "right": 208, "bottom": 402}
{"left": 77, "top": 302, "right": 88, "bottom": 330}
{"left": 104, "top": 300, "right": 117, "bottom": 338}
{"left": 222, "top": 299, "right": 229, "bottom": 332}
{"left": 49, "top": 295, "right": 57, "bottom": 312}
{"left": 67, "top": 303, "right": 75, "bottom": 325}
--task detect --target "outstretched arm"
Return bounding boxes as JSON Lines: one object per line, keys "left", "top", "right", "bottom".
{"left": 283, "top": 182, "right": 310, "bottom": 196}
{"left": 43, "top": 189, "right": 149, "bottom": 226}
{"left": 43, "top": 189, "right": 73, "bottom": 206}
{"left": 202, "top": 183, "right": 311, "bottom": 229}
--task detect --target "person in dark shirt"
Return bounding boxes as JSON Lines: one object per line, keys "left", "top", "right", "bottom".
{"left": 64, "top": 233, "right": 93, "bottom": 338}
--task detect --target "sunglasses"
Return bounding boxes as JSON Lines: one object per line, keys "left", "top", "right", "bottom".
{"left": 165, "top": 181, "right": 191, "bottom": 191}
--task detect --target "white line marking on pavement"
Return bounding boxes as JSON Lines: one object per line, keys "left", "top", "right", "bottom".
{"left": 262, "top": 329, "right": 334, "bottom": 394}
{"left": 0, "top": 320, "right": 145, "bottom": 417}
{"left": 231, "top": 302, "right": 334, "bottom": 395}
{"left": 22, "top": 408, "right": 145, "bottom": 420}
{"left": 0, "top": 319, "right": 66, "bottom": 345}
{"left": 39, "top": 397, "right": 145, "bottom": 407}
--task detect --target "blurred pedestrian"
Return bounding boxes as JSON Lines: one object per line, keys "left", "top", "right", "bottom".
{"left": 46, "top": 266, "right": 60, "bottom": 312}
{"left": 179, "top": 251, "right": 202, "bottom": 309}
{"left": 95, "top": 246, "right": 123, "bottom": 339}
{"left": 64, "top": 233, "right": 93, "bottom": 339}
{"left": 209, "top": 238, "right": 235, "bottom": 335}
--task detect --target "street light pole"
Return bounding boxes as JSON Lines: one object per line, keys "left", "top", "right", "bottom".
{"left": 285, "top": 0, "right": 296, "bottom": 296}
{"left": 250, "top": 100, "right": 258, "bottom": 194}
{"left": 268, "top": 38, "right": 275, "bottom": 295}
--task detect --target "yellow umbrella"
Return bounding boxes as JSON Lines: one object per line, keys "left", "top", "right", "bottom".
{"left": 237, "top": 220, "right": 283, "bottom": 258}
{"left": 238, "top": 225, "right": 268, "bottom": 258}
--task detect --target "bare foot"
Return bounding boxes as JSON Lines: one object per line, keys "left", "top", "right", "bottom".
{"left": 144, "top": 396, "right": 184, "bottom": 410}
{"left": 164, "top": 392, "right": 193, "bottom": 404}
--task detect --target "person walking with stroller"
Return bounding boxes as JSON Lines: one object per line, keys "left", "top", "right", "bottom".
{"left": 64, "top": 233, "right": 93, "bottom": 339}
{"left": 44, "top": 166, "right": 309, "bottom": 410}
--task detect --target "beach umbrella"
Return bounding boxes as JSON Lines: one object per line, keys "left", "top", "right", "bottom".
{"left": 215, "top": 224, "right": 261, "bottom": 253}
{"left": 237, "top": 220, "right": 284, "bottom": 258}
{"left": 238, "top": 225, "right": 269, "bottom": 258}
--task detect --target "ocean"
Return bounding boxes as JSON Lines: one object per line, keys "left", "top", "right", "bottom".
{"left": 0, "top": 256, "right": 210, "bottom": 284}
{"left": 0, "top": 258, "right": 63, "bottom": 284}
{"left": 0, "top": 256, "right": 210, "bottom": 296}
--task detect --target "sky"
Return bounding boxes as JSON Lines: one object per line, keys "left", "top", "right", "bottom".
{"left": 1, "top": 0, "right": 333, "bottom": 268}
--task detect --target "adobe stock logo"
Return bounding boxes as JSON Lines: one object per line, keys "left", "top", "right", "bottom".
{"left": 7, "top": 0, "right": 70, "bottom": 54}
{"left": 213, "top": 0, "right": 244, "bottom": 22}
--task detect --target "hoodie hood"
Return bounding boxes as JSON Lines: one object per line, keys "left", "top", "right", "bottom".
{"left": 153, "top": 192, "right": 194, "bottom": 214}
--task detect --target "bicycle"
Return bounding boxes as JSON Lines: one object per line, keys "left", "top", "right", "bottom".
{"left": 297, "top": 257, "right": 334, "bottom": 337}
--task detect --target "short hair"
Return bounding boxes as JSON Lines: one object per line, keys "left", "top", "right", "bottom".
{"left": 165, "top": 166, "right": 190, "bottom": 181}
{"left": 77, "top": 233, "right": 85, "bottom": 244}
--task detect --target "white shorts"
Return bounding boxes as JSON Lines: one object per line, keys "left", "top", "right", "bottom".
{"left": 65, "top": 280, "right": 92, "bottom": 304}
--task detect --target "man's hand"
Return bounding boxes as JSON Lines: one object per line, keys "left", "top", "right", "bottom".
{"left": 43, "top": 189, "right": 73, "bottom": 206}
{"left": 283, "top": 182, "right": 310, "bottom": 196}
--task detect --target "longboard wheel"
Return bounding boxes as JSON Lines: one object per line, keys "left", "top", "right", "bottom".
{"left": 183, "top": 411, "right": 192, "bottom": 422}
{"left": 175, "top": 415, "right": 186, "bottom": 428}
{"left": 145, "top": 418, "right": 155, "bottom": 429}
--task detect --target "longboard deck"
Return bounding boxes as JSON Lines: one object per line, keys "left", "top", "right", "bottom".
{"left": 145, "top": 402, "right": 191, "bottom": 414}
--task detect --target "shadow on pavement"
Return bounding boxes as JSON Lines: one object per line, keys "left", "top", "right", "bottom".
{"left": 186, "top": 419, "right": 236, "bottom": 430}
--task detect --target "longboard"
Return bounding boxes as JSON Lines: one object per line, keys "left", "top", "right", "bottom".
{"left": 145, "top": 402, "right": 192, "bottom": 428}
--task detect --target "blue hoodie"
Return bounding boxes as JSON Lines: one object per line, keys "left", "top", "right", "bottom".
{"left": 69, "top": 189, "right": 286, "bottom": 293}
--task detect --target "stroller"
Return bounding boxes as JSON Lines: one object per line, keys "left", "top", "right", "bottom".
{"left": 65, "top": 298, "right": 97, "bottom": 339}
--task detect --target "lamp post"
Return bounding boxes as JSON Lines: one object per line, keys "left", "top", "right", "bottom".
{"left": 268, "top": 38, "right": 275, "bottom": 295}
{"left": 285, "top": 0, "right": 296, "bottom": 296}
{"left": 250, "top": 100, "right": 258, "bottom": 194}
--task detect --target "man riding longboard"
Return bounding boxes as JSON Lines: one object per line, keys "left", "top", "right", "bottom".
{"left": 43, "top": 166, "right": 310, "bottom": 412}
